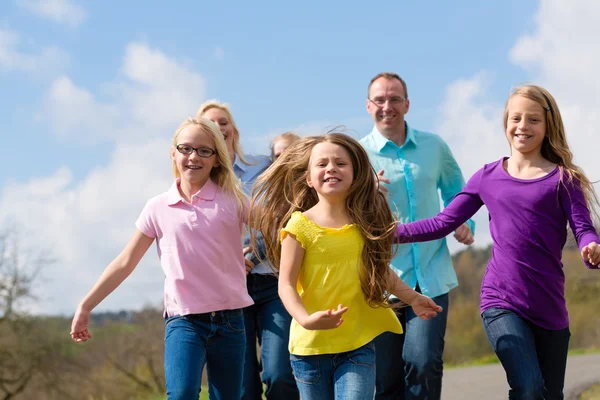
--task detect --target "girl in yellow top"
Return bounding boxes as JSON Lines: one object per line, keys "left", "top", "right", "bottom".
{"left": 250, "top": 132, "right": 442, "bottom": 400}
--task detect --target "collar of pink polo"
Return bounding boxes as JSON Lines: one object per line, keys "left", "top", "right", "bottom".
{"left": 167, "top": 178, "right": 218, "bottom": 205}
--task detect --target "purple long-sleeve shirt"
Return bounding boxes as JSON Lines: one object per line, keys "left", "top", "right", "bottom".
{"left": 397, "top": 158, "right": 599, "bottom": 330}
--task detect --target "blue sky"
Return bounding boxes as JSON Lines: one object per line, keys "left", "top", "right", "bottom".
{"left": 2, "top": 0, "right": 598, "bottom": 314}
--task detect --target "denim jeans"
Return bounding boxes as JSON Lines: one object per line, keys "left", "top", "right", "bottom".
{"left": 290, "top": 342, "right": 376, "bottom": 400}
{"left": 242, "top": 274, "right": 298, "bottom": 400}
{"left": 482, "top": 307, "right": 571, "bottom": 400}
{"left": 374, "top": 292, "right": 449, "bottom": 400}
{"left": 164, "top": 309, "right": 246, "bottom": 400}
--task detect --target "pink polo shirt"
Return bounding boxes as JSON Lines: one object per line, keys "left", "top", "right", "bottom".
{"left": 136, "top": 178, "right": 253, "bottom": 316}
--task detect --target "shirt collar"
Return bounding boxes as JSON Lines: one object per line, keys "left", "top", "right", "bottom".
{"left": 370, "top": 122, "right": 418, "bottom": 152}
{"left": 167, "top": 178, "right": 218, "bottom": 205}
{"left": 233, "top": 156, "right": 246, "bottom": 174}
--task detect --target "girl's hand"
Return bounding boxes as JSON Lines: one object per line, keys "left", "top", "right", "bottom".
{"left": 581, "top": 242, "right": 600, "bottom": 265}
{"left": 300, "top": 304, "right": 349, "bottom": 330}
{"left": 410, "top": 294, "right": 443, "bottom": 320}
{"left": 70, "top": 307, "right": 93, "bottom": 342}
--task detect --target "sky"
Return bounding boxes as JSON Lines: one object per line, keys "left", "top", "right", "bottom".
{"left": 1, "top": 0, "right": 599, "bottom": 315}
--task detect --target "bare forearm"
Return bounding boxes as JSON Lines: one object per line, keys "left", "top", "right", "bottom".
{"left": 386, "top": 267, "right": 418, "bottom": 304}
{"left": 278, "top": 283, "right": 309, "bottom": 326}
{"left": 79, "top": 259, "right": 136, "bottom": 312}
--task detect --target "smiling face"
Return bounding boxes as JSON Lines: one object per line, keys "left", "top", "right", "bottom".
{"left": 201, "top": 107, "right": 236, "bottom": 162}
{"left": 306, "top": 141, "right": 354, "bottom": 200}
{"left": 366, "top": 77, "right": 410, "bottom": 138}
{"left": 505, "top": 94, "right": 547, "bottom": 157}
{"left": 171, "top": 124, "right": 218, "bottom": 188}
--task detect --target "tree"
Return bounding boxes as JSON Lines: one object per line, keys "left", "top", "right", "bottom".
{"left": 0, "top": 229, "right": 56, "bottom": 400}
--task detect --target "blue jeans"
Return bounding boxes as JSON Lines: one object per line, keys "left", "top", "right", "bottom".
{"left": 290, "top": 342, "right": 376, "bottom": 400}
{"left": 242, "top": 274, "right": 298, "bottom": 400}
{"left": 374, "top": 292, "right": 449, "bottom": 400}
{"left": 482, "top": 307, "right": 571, "bottom": 400}
{"left": 164, "top": 309, "right": 246, "bottom": 400}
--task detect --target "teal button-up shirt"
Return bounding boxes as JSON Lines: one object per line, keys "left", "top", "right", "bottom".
{"left": 360, "top": 124, "right": 474, "bottom": 298}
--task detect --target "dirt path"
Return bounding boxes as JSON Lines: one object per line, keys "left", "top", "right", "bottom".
{"left": 442, "top": 353, "right": 600, "bottom": 399}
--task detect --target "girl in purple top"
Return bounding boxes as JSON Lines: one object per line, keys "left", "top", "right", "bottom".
{"left": 396, "top": 85, "right": 600, "bottom": 399}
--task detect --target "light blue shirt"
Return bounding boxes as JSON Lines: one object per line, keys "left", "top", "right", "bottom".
{"left": 360, "top": 124, "right": 475, "bottom": 298}
{"left": 234, "top": 154, "right": 273, "bottom": 275}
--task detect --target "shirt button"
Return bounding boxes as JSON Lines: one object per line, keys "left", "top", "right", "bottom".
{"left": 190, "top": 214, "right": 197, "bottom": 221}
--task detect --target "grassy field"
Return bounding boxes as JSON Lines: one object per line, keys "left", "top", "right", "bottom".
{"left": 580, "top": 383, "right": 600, "bottom": 400}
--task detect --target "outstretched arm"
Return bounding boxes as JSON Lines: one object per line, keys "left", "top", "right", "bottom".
{"left": 70, "top": 230, "right": 154, "bottom": 342}
{"left": 438, "top": 141, "right": 476, "bottom": 244}
{"left": 561, "top": 179, "right": 600, "bottom": 269}
{"left": 396, "top": 190, "right": 483, "bottom": 243}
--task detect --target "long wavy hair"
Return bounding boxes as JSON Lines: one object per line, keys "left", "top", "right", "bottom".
{"left": 171, "top": 117, "right": 247, "bottom": 218}
{"left": 195, "top": 100, "right": 251, "bottom": 165}
{"left": 249, "top": 131, "right": 397, "bottom": 307}
{"left": 504, "top": 85, "right": 599, "bottom": 220}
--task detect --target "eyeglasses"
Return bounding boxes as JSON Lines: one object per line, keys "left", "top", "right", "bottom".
{"left": 368, "top": 96, "right": 406, "bottom": 107}
{"left": 176, "top": 144, "right": 216, "bottom": 158}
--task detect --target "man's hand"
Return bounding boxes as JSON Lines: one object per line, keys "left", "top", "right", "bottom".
{"left": 453, "top": 224, "right": 474, "bottom": 245}
{"left": 376, "top": 169, "right": 390, "bottom": 194}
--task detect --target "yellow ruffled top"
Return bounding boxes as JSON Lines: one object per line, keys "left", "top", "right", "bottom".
{"left": 281, "top": 211, "right": 403, "bottom": 355}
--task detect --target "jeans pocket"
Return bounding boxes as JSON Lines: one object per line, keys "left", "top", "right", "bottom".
{"left": 290, "top": 354, "right": 321, "bottom": 384}
{"left": 224, "top": 312, "right": 246, "bottom": 334}
{"left": 164, "top": 315, "right": 182, "bottom": 327}
{"left": 348, "top": 342, "right": 376, "bottom": 368}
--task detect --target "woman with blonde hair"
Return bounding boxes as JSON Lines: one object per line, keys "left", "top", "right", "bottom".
{"left": 197, "top": 101, "right": 298, "bottom": 400}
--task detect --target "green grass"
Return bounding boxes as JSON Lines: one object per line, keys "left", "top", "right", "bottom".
{"left": 579, "top": 383, "right": 600, "bottom": 400}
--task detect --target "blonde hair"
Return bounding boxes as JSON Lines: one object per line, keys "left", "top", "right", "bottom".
{"left": 195, "top": 100, "right": 251, "bottom": 165}
{"left": 249, "top": 131, "right": 397, "bottom": 308}
{"left": 504, "top": 85, "right": 600, "bottom": 219}
{"left": 171, "top": 117, "right": 248, "bottom": 218}
{"left": 270, "top": 131, "right": 301, "bottom": 158}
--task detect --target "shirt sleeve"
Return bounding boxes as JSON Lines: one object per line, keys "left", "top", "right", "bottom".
{"left": 135, "top": 200, "right": 158, "bottom": 239}
{"left": 281, "top": 212, "right": 309, "bottom": 249}
{"left": 437, "top": 140, "right": 476, "bottom": 235}
{"left": 398, "top": 167, "right": 485, "bottom": 243}
{"left": 559, "top": 176, "right": 600, "bottom": 269}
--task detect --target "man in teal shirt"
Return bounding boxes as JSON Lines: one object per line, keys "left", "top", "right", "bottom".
{"left": 360, "top": 72, "right": 475, "bottom": 400}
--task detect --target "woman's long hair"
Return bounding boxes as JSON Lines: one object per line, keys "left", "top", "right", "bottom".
{"left": 249, "top": 131, "right": 397, "bottom": 307}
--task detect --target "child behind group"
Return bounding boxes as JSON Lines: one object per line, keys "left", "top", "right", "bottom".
{"left": 250, "top": 131, "right": 442, "bottom": 400}
{"left": 395, "top": 85, "right": 600, "bottom": 399}
{"left": 70, "top": 117, "right": 252, "bottom": 400}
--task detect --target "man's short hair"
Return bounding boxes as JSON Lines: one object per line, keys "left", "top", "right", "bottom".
{"left": 368, "top": 72, "right": 408, "bottom": 99}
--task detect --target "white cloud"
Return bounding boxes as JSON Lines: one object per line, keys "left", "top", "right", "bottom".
{"left": 16, "top": 0, "right": 86, "bottom": 27}
{"left": 1, "top": 42, "right": 208, "bottom": 314}
{"left": 0, "top": 28, "right": 69, "bottom": 73}
{"left": 436, "top": 0, "right": 600, "bottom": 253}
{"left": 0, "top": 140, "right": 173, "bottom": 315}
{"left": 43, "top": 42, "right": 206, "bottom": 142}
